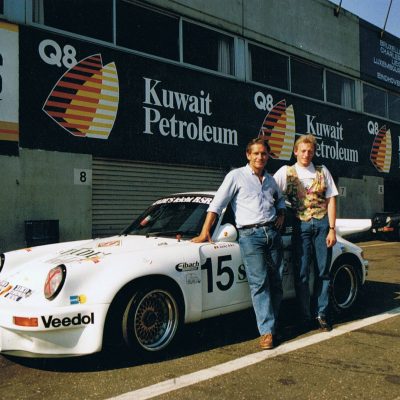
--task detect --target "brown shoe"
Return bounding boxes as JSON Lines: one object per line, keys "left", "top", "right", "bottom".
{"left": 260, "top": 333, "right": 274, "bottom": 349}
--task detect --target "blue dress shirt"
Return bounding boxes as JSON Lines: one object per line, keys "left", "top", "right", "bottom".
{"left": 208, "top": 164, "right": 286, "bottom": 228}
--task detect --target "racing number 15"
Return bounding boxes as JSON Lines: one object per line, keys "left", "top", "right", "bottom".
{"left": 201, "top": 255, "right": 234, "bottom": 293}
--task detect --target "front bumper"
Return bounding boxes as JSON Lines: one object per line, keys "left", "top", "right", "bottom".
{"left": 0, "top": 303, "right": 109, "bottom": 357}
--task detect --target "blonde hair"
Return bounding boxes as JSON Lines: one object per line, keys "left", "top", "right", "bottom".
{"left": 294, "top": 134, "right": 317, "bottom": 151}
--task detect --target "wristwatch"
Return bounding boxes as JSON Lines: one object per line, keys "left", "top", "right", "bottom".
{"left": 329, "top": 226, "right": 335, "bottom": 230}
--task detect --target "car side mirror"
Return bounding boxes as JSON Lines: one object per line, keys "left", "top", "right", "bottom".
{"left": 213, "top": 223, "right": 238, "bottom": 242}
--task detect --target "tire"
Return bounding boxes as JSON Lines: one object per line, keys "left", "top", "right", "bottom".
{"left": 122, "top": 285, "right": 180, "bottom": 353}
{"left": 330, "top": 261, "right": 360, "bottom": 314}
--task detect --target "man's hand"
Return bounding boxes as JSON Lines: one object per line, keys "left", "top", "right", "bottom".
{"left": 191, "top": 212, "right": 217, "bottom": 243}
{"left": 275, "top": 214, "right": 285, "bottom": 231}
{"left": 326, "top": 229, "right": 336, "bottom": 248}
{"left": 191, "top": 231, "right": 212, "bottom": 243}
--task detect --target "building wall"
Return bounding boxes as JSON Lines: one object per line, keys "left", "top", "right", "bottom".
{"left": 149, "top": 0, "right": 360, "bottom": 75}
{"left": 337, "top": 176, "right": 384, "bottom": 218}
{"left": 0, "top": 149, "right": 92, "bottom": 251}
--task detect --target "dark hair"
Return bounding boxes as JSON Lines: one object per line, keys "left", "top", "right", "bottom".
{"left": 246, "top": 138, "right": 271, "bottom": 154}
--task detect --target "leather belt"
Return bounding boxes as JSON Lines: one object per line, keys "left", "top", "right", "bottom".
{"left": 239, "top": 221, "right": 275, "bottom": 230}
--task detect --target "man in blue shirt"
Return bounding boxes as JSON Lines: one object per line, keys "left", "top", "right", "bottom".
{"left": 192, "top": 138, "right": 286, "bottom": 349}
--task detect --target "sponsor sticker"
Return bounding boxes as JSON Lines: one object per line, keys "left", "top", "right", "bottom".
{"left": 4, "top": 285, "right": 33, "bottom": 301}
{"left": 153, "top": 196, "right": 212, "bottom": 205}
{"left": 0, "top": 280, "right": 12, "bottom": 297}
{"left": 70, "top": 295, "right": 87, "bottom": 305}
{"left": 41, "top": 312, "right": 94, "bottom": 329}
{"left": 186, "top": 273, "right": 201, "bottom": 284}
{"left": 46, "top": 247, "right": 110, "bottom": 264}
{"left": 97, "top": 240, "right": 121, "bottom": 248}
{"left": 175, "top": 261, "right": 199, "bottom": 272}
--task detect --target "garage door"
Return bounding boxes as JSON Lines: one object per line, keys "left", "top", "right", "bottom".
{"left": 92, "top": 158, "right": 227, "bottom": 237}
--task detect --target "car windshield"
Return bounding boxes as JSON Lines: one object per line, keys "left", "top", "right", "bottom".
{"left": 122, "top": 195, "right": 213, "bottom": 238}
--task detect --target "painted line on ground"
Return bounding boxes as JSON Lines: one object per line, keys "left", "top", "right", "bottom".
{"left": 108, "top": 306, "right": 400, "bottom": 400}
{"left": 361, "top": 242, "right": 398, "bottom": 248}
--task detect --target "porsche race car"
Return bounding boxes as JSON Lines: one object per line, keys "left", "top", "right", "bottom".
{"left": 0, "top": 193, "right": 369, "bottom": 358}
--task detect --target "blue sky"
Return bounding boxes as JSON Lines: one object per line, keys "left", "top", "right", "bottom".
{"left": 328, "top": 0, "right": 400, "bottom": 38}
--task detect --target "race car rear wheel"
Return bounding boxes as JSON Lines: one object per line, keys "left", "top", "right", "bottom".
{"left": 330, "top": 261, "right": 360, "bottom": 313}
{"left": 122, "top": 285, "right": 180, "bottom": 353}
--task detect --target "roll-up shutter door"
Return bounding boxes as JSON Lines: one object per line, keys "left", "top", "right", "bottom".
{"left": 92, "top": 158, "right": 227, "bottom": 237}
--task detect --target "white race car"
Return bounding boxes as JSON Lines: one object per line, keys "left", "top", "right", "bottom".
{"left": 0, "top": 193, "right": 369, "bottom": 358}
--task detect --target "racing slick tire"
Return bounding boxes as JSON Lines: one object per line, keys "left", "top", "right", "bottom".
{"left": 330, "top": 260, "right": 360, "bottom": 314}
{"left": 122, "top": 284, "right": 181, "bottom": 353}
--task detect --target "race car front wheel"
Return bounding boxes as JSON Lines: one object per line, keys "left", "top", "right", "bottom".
{"left": 122, "top": 285, "right": 181, "bottom": 353}
{"left": 330, "top": 261, "right": 360, "bottom": 313}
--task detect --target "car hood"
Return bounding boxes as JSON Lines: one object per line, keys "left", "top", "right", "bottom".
{"left": 0, "top": 235, "right": 194, "bottom": 305}
{"left": 3, "top": 235, "right": 188, "bottom": 269}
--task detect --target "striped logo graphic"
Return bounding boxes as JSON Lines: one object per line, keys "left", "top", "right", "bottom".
{"left": 0, "top": 121, "right": 19, "bottom": 142}
{"left": 258, "top": 99, "right": 296, "bottom": 160}
{"left": 43, "top": 54, "right": 119, "bottom": 139}
{"left": 370, "top": 125, "right": 392, "bottom": 173}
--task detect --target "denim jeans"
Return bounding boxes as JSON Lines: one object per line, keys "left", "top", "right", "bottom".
{"left": 238, "top": 225, "right": 283, "bottom": 335}
{"left": 292, "top": 216, "right": 332, "bottom": 320}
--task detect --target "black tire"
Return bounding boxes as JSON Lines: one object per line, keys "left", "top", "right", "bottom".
{"left": 122, "top": 285, "right": 180, "bottom": 353}
{"left": 330, "top": 261, "right": 360, "bottom": 314}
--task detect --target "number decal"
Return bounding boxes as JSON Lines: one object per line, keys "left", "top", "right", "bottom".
{"left": 201, "top": 257, "right": 213, "bottom": 293}
{"left": 216, "top": 255, "right": 234, "bottom": 291}
{"left": 201, "top": 255, "right": 236, "bottom": 293}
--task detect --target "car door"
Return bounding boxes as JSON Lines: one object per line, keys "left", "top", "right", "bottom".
{"left": 200, "top": 206, "right": 251, "bottom": 313}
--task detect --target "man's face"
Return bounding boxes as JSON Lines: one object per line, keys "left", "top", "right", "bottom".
{"left": 246, "top": 143, "right": 268, "bottom": 172}
{"left": 294, "top": 142, "right": 315, "bottom": 167}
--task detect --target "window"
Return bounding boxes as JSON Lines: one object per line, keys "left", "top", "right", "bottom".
{"left": 363, "top": 84, "right": 386, "bottom": 117}
{"left": 0, "top": 0, "right": 3, "bottom": 14}
{"left": 388, "top": 92, "right": 400, "bottom": 122}
{"left": 248, "top": 44, "right": 288, "bottom": 90}
{"left": 291, "top": 58, "right": 323, "bottom": 100}
{"left": 33, "top": 0, "right": 113, "bottom": 42}
{"left": 117, "top": 1, "right": 179, "bottom": 61}
{"left": 326, "top": 71, "right": 355, "bottom": 109}
{"left": 183, "top": 21, "right": 234, "bottom": 75}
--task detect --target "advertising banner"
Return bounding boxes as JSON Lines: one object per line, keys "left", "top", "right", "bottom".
{"left": 20, "top": 26, "right": 400, "bottom": 178}
{"left": 360, "top": 20, "right": 400, "bottom": 92}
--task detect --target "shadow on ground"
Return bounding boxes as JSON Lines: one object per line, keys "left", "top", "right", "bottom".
{"left": 6, "top": 278, "right": 400, "bottom": 373}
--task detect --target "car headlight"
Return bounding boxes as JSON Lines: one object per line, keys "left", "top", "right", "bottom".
{"left": 44, "top": 264, "right": 66, "bottom": 300}
{"left": 0, "top": 254, "right": 4, "bottom": 273}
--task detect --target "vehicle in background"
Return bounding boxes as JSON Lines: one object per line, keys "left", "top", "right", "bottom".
{"left": 371, "top": 212, "right": 400, "bottom": 241}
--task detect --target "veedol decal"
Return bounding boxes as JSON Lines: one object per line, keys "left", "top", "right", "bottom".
{"left": 41, "top": 312, "right": 94, "bottom": 328}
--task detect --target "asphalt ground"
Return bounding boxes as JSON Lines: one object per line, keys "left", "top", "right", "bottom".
{"left": 1, "top": 239, "right": 399, "bottom": 400}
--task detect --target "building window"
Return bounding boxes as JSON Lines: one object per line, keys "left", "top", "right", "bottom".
{"left": 248, "top": 44, "right": 288, "bottom": 90}
{"left": 363, "top": 84, "right": 386, "bottom": 117}
{"left": 291, "top": 58, "right": 323, "bottom": 100}
{"left": 0, "top": 0, "right": 3, "bottom": 14}
{"left": 117, "top": 1, "right": 179, "bottom": 61}
{"left": 183, "top": 21, "right": 234, "bottom": 75}
{"left": 388, "top": 92, "right": 400, "bottom": 122}
{"left": 326, "top": 71, "right": 355, "bottom": 109}
{"left": 33, "top": 0, "right": 113, "bottom": 42}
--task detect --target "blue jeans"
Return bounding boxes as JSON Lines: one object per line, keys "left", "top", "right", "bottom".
{"left": 293, "top": 216, "right": 332, "bottom": 320}
{"left": 238, "top": 225, "right": 283, "bottom": 335}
